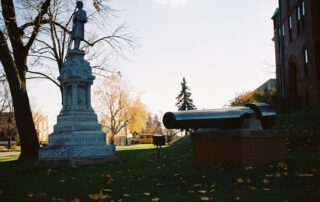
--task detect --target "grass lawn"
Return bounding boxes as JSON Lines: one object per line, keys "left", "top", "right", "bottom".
{"left": 0, "top": 106, "right": 319, "bottom": 201}
{"left": 0, "top": 155, "right": 19, "bottom": 162}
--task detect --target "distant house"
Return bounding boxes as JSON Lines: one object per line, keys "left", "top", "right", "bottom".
{"left": 272, "top": 0, "right": 320, "bottom": 110}
{"left": 33, "top": 113, "right": 49, "bottom": 143}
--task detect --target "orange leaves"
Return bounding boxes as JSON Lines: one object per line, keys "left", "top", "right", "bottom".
{"left": 236, "top": 177, "right": 244, "bottom": 184}
{"left": 26, "top": 192, "right": 47, "bottom": 199}
{"left": 276, "top": 162, "right": 288, "bottom": 169}
{"left": 263, "top": 178, "right": 270, "bottom": 184}
{"left": 71, "top": 198, "right": 81, "bottom": 202}
{"left": 200, "top": 196, "right": 212, "bottom": 201}
{"left": 51, "top": 197, "right": 65, "bottom": 201}
{"left": 88, "top": 190, "right": 111, "bottom": 200}
{"left": 103, "top": 173, "right": 114, "bottom": 184}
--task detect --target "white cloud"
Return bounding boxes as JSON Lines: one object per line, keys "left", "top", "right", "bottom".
{"left": 148, "top": 0, "right": 189, "bottom": 6}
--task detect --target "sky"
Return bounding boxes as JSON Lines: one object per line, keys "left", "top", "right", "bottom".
{"left": 27, "top": 0, "right": 279, "bottom": 132}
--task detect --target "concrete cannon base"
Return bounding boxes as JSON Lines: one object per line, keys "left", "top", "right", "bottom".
{"left": 191, "top": 129, "right": 286, "bottom": 168}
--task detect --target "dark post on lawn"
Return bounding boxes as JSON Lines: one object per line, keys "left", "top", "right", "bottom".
{"left": 153, "top": 135, "right": 165, "bottom": 159}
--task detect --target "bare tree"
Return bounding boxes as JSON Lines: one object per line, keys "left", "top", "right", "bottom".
{"left": 28, "top": 0, "right": 135, "bottom": 92}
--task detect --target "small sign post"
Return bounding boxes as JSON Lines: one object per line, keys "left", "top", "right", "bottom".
{"left": 152, "top": 135, "right": 165, "bottom": 159}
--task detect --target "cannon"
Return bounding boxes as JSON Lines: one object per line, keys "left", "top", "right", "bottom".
{"left": 163, "top": 103, "right": 276, "bottom": 130}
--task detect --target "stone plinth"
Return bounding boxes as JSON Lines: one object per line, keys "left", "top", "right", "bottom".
{"left": 39, "top": 49, "right": 115, "bottom": 165}
{"left": 191, "top": 129, "right": 286, "bottom": 168}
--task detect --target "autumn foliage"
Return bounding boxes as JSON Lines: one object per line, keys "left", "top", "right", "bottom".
{"left": 230, "top": 88, "right": 277, "bottom": 106}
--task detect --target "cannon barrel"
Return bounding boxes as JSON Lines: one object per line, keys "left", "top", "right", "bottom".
{"left": 163, "top": 103, "right": 276, "bottom": 130}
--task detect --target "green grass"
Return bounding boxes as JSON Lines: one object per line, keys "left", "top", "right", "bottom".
{"left": 116, "top": 144, "right": 167, "bottom": 151}
{"left": 0, "top": 106, "right": 319, "bottom": 201}
{"left": 0, "top": 155, "right": 19, "bottom": 162}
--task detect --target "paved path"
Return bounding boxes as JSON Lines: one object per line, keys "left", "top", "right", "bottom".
{"left": 0, "top": 151, "right": 20, "bottom": 157}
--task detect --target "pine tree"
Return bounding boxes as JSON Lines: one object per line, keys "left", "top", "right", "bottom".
{"left": 176, "top": 77, "right": 196, "bottom": 111}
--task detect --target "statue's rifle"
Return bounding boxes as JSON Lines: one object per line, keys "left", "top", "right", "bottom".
{"left": 67, "top": 6, "right": 78, "bottom": 49}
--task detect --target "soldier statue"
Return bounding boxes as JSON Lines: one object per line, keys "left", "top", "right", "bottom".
{"left": 70, "top": 1, "right": 87, "bottom": 50}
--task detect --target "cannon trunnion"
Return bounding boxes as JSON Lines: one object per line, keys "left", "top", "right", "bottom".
{"left": 163, "top": 103, "right": 276, "bottom": 130}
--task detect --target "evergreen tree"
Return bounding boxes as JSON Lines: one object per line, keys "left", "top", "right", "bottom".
{"left": 176, "top": 77, "right": 196, "bottom": 111}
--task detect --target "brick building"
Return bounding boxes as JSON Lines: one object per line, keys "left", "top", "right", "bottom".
{"left": 272, "top": 0, "right": 320, "bottom": 111}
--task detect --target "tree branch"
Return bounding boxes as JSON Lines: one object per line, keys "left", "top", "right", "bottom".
{"left": 25, "top": 0, "right": 52, "bottom": 51}
{"left": 26, "top": 70, "right": 60, "bottom": 88}
{"left": 20, "top": 19, "right": 71, "bottom": 34}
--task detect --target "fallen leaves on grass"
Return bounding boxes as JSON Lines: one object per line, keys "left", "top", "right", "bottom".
{"left": 249, "top": 186, "right": 257, "bottom": 190}
{"left": 51, "top": 197, "right": 65, "bottom": 201}
{"left": 262, "top": 178, "right": 270, "bottom": 185}
{"left": 71, "top": 198, "right": 81, "bottom": 202}
{"left": 152, "top": 198, "right": 160, "bottom": 201}
{"left": 200, "top": 197, "right": 212, "bottom": 201}
{"left": 88, "top": 190, "right": 111, "bottom": 200}
{"left": 198, "top": 190, "right": 206, "bottom": 193}
{"left": 245, "top": 166, "right": 253, "bottom": 171}
{"left": 277, "top": 162, "right": 288, "bottom": 169}
{"left": 236, "top": 177, "right": 244, "bottom": 184}
{"left": 144, "top": 192, "right": 151, "bottom": 196}
{"left": 26, "top": 192, "right": 47, "bottom": 198}
{"left": 298, "top": 173, "right": 314, "bottom": 177}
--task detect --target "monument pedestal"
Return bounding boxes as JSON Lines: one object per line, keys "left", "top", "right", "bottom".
{"left": 39, "top": 49, "right": 116, "bottom": 165}
{"left": 191, "top": 129, "right": 286, "bottom": 168}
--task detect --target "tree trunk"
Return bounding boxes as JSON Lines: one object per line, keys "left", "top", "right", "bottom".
{"left": 0, "top": 34, "right": 39, "bottom": 159}
{"left": 12, "top": 85, "right": 39, "bottom": 159}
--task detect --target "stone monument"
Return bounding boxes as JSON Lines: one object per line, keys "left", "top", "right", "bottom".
{"left": 39, "top": 1, "right": 116, "bottom": 165}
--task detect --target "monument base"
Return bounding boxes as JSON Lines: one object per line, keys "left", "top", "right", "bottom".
{"left": 191, "top": 129, "right": 286, "bottom": 168}
{"left": 39, "top": 144, "right": 116, "bottom": 166}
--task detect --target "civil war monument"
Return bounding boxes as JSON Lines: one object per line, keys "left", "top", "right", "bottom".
{"left": 39, "top": 1, "right": 116, "bottom": 165}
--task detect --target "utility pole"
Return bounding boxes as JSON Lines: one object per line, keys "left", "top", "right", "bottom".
{"left": 278, "top": 0, "right": 288, "bottom": 113}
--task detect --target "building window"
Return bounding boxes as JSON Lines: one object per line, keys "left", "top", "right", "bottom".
{"left": 301, "top": 0, "right": 305, "bottom": 28}
{"left": 288, "top": 15, "right": 293, "bottom": 42}
{"left": 297, "top": 1, "right": 306, "bottom": 35}
{"left": 303, "top": 48, "right": 309, "bottom": 77}
{"left": 302, "top": 0, "right": 305, "bottom": 16}
{"left": 296, "top": 5, "right": 301, "bottom": 35}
